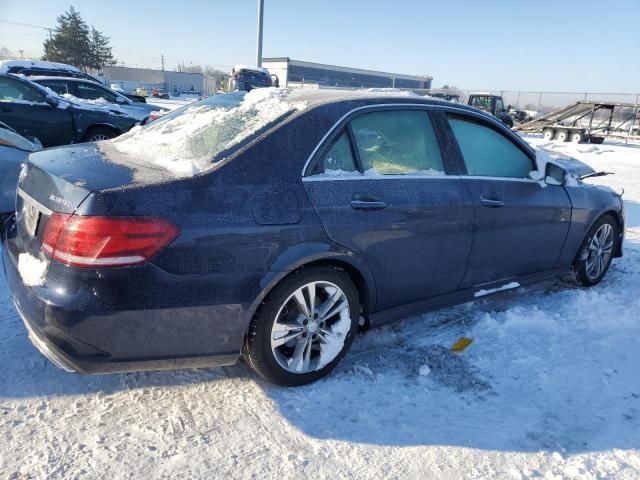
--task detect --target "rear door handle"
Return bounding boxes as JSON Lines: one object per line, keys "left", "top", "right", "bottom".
{"left": 350, "top": 199, "right": 387, "bottom": 210}
{"left": 480, "top": 197, "right": 505, "bottom": 208}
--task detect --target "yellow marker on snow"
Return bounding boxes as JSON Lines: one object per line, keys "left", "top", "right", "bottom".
{"left": 451, "top": 337, "right": 473, "bottom": 352}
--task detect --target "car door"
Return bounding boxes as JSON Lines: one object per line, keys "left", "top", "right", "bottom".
{"left": 444, "top": 113, "right": 572, "bottom": 287}
{"left": 0, "top": 76, "right": 74, "bottom": 147}
{"left": 303, "top": 107, "right": 475, "bottom": 311}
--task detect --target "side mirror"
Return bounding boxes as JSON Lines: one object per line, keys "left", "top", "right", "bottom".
{"left": 44, "top": 95, "right": 59, "bottom": 108}
{"left": 545, "top": 162, "right": 566, "bottom": 186}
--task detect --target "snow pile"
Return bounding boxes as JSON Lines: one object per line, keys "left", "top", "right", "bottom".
{"left": 17, "top": 253, "right": 48, "bottom": 287}
{"left": 109, "top": 88, "right": 307, "bottom": 177}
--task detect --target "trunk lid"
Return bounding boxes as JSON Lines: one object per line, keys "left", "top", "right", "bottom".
{"left": 16, "top": 142, "right": 167, "bottom": 255}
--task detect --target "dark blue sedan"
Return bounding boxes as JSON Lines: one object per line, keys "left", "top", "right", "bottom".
{"left": 2, "top": 89, "right": 624, "bottom": 386}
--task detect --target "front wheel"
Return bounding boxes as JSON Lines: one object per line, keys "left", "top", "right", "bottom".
{"left": 244, "top": 266, "right": 360, "bottom": 386}
{"left": 83, "top": 127, "right": 118, "bottom": 142}
{"left": 573, "top": 215, "right": 618, "bottom": 286}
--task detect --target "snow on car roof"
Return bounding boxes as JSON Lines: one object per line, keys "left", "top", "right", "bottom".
{"left": 0, "top": 59, "right": 81, "bottom": 74}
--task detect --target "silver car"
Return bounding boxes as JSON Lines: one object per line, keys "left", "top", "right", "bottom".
{"left": 0, "top": 122, "right": 41, "bottom": 224}
{"left": 30, "top": 76, "right": 168, "bottom": 123}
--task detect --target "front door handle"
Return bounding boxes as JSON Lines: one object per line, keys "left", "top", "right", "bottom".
{"left": 350, "top": 199, "right": 387, "bottom": 210}
{"left": 480, "top": 197, "right": 505, "bottom": 208}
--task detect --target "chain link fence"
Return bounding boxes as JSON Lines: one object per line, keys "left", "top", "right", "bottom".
{"left": 460, "top": 90, "right": 640, "bottom": 115}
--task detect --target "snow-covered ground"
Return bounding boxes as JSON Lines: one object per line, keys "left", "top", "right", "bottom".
{"left": 1, "top": 136, "right": 640, "bottom": 479}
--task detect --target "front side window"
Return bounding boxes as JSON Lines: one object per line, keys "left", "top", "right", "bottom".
{"left": 350, "top": 110, "right": 445, "bottom": 175}
{"left": 449, "top": 117, "right": 534, "bottom": 179}
{"left": 495, "top": 98, "right": 504, "bottom": 112}
{"left": 0, "top": 77, "right": 45, "bottom": 103}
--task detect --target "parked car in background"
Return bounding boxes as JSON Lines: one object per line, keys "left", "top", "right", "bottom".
{"left": 111, "top": 83, "right": 147, "bottom": 103}
{"left": 468, "top": 93, "right": 514, "bottom": 128}
{"left": 1, "top": 90, "right": 624, "bottom": 386}
{"left": 132, "top": 87, "right": 149, "bottom": 97}
{"left": 0, "top": 59, "right": 103, "bottom": 83}
{"left": 151, "top": 88, "right": 170, "bottom": 99}
{"left": 228, "top": 65, "right": 273, "bottom": 91}
{"left": 0, "top": 121, "right": 41, "bottom": 227}
{"left": 31, "top": 77, "right": 168, "bottom": 123}
{"left": 0, "top": 74, "right": 137, "bottom": 147}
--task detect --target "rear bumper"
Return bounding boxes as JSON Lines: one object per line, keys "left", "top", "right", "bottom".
{"left": 2, "top": 230, "right": 245, "bottom": 374}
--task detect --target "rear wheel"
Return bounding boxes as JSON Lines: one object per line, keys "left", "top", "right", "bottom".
{"left": 542, "top": 128, "right": 555, "bottom": 141}
{"left": 570, "top": 131, "right": 584, "bottom": 143}
{"left": 573, "top": 215, "right": 617, "bottom": 286}
{"left": 554, "top": 129, "right": 569, "bottom": 142}
{"left": 83, "top": 127, "right": 118, "bottom": 142}
{"left": 244, "top": 266, "right": 360, "bottom": 386}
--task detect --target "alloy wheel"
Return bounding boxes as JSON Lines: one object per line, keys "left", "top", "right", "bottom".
{"left": 585, "top": 223, "right": 614, "bottom": 280}
{"left": 270, "top": 281, "right": 351, "bottom": 374}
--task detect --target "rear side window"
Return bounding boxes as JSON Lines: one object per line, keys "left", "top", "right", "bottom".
{"left": 449, "top": 117, "right": 533, "bottom": 178}
{"left": 350, "top": 110, "right": 444, "bottom": 175}
{"left": 311, "top": 130, "right": 358, "bottom": 175}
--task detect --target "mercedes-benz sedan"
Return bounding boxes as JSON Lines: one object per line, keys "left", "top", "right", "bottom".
{"left": 2, "top": 89, "right": 624, "bottom": 386}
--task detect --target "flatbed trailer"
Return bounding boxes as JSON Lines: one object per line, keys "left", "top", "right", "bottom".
{"left": 514, "top": 101, "right": 640, "bottom": 143}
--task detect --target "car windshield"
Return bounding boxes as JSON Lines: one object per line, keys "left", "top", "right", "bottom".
{"left": 108, "top": 88, "right": 306, "bottom": 177}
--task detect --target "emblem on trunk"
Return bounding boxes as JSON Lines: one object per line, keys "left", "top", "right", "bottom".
{"left": 49, "top": 194, "right": 73, "bottom": 209}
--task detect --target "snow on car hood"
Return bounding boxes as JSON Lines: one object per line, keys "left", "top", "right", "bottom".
{"left": 106, "top": 88, "right": 307, "bottom": 177}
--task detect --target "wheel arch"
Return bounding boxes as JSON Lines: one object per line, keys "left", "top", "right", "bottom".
{"left": 83, "top": 123, "right": 122, "bottom": 138}
{"left": 246, "top": 251, "right": 377, "bottom": 336}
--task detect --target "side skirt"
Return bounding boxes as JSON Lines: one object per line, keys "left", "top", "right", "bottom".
{"left": 368, "top": 267, "right": 569, "bottom": 328}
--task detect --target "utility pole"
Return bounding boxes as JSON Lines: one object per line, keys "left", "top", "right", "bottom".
{"left": 161, "top": 54, "right": 165, "bottom": 71}
{"left": 256, "top": 0, "right": 264, "bottom": 67}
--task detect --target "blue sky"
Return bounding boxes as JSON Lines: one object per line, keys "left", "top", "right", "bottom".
{"left": 1, "top": 0, "right": 639, "bottom": 92}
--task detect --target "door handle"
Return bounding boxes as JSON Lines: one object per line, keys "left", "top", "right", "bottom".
{"left": 0, "top": 106, "right": 12, "bottom": 112}
{"left": 480, "top": 197, "right": 505, "bottom": 208}
{"left": 350, "top": 199, "right": 387, "bottom": 210}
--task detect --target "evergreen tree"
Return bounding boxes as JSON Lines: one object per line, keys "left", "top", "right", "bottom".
{"left": 89, "top": 27, "right": 116, "bottom": 71}
{"left": 42, "top": 6, "right": 116, "bottom": 72}
{"left": 42, "top": 6, "right": 91, "bottom": 70}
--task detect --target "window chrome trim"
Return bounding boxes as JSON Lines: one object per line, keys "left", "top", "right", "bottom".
{"left": 301, "top": 102, "right": 537, "bottom": 178}
{"left": 302, "top": 174, "right": 539, "bottom": 183}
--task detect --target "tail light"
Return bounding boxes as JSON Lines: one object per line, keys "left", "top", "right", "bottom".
{"left": 42, "top": 213, "right": 179, "bottom": 268}
{"left": 265, "top": 77, "right": 272, "bottom": 86}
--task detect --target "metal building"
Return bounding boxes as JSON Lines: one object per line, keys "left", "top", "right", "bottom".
{"left": 102, "top": 66, "right": 219, "bottom": 95}
{"left": 262, "top": 57, "right": 432, "bottom": 90}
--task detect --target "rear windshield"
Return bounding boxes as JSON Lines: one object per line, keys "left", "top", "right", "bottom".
{"left": 109, "top": 88, "right": 306, "bottom": 177}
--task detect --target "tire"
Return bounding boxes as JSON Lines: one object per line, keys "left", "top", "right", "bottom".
{"left": 542, "top": 128, "right": 555, "bottom": 141}
{"left": 502, "top": 117, "right": 514, "bottom": 129}
{"left": 82, "top": 127, "right": 118, "bottom": 142}
{"left": 554, "top": 129, "right": 569, "bottom": 142}
{"left": 590, "top": 136, "right": 605, "bottom": 144}
{"left": 573, "top": 214, "right": 618, "bottom": 287}
{"left": 570, "top": 131, "right": 584, "bottom": 143}
{"left": 244, "top": 266, "right": 360, "bottom": 386}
